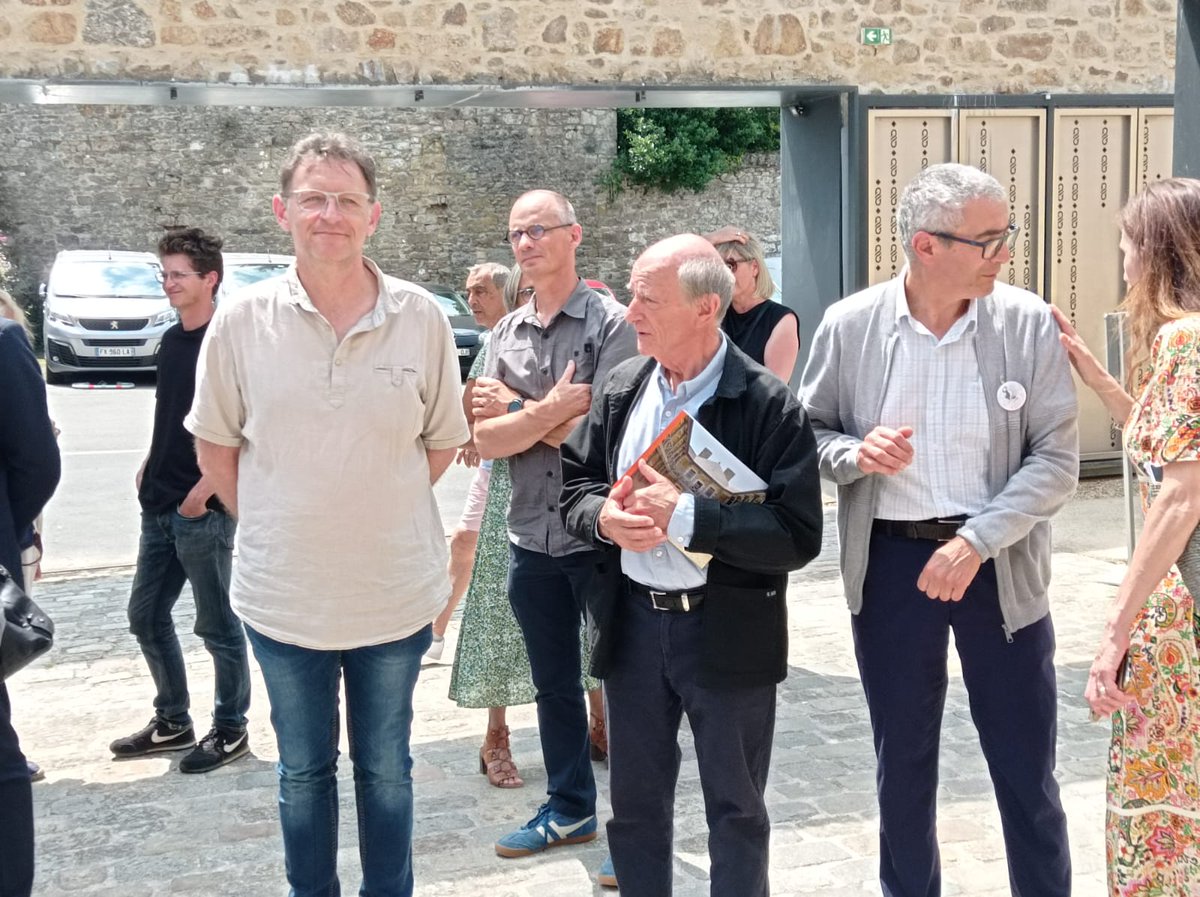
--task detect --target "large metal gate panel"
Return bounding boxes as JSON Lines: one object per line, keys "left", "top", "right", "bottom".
{"left": 866, "top": 110, "right": 954, "bottom": 285}
{"left": 1136, "top": 108, "right": 1175, "bottom": 185}
{"left": 1049, "top": 109, "right": 1136, "bottom": 460}
{"left": 958, "top": 110, "right": 1046, "bottom": 295}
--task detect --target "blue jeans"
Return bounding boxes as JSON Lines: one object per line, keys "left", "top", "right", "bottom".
{"left": 506, "top": 543, "right": 598, "bottom": 819}
{"left": 127, "top": 508, "right": 249, "bottom": 732}
{"left": 245, "top": 623, "right": 431, "bottom": 897}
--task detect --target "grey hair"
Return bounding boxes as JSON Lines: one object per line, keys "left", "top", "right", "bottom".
{"left": 468, "top": 262, "right": 510, "bottom": 300}
{"left": 679, "top": 256, "right": 735, "bottom": 322}
{"left": 280, "top": 132, "right": 378, "bottom": 199}
{"left": 501, "top": 262, "right": 526, "bottom": 311}
{"left": 897, "top": 163, "right": 1007, "bottom": 263}
{"left": 514, "top": 189, "right": 577, "bottom": 225}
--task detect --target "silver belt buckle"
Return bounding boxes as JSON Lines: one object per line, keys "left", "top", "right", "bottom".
{"left": 935, "top": 518, "right": 961, "bottom": 542}
{"left": 648, "top": 590, "right": 670, "bottom": 611}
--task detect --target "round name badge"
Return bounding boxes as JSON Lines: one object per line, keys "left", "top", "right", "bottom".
{"left": 997, "top": 381, "right": 1027, "bottom": 411}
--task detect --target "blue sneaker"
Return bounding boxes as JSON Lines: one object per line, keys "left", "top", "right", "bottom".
{"left": 494, "top": 803, "right": 597, "bottom": 857}
{"left": 597, "top": 854, "right": 618, "bottom": 889}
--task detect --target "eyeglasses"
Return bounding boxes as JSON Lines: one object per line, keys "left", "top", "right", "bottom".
{"left": 504, "top": 223, "right": 573, "bottom": 244}
{"left": 156, "top": 270, "right": 205, "bottom": 284}
{"left": 724, "top": 258, "right": 744, "bottom": 273}
{"left": 286, "top": 189, "right": 374, "bottom": 216}
{"left": 929, "top": 224, "right": 1020, "bottom": 260}
{"left": 517, "top": 286, "right": 535, "bottom": 298}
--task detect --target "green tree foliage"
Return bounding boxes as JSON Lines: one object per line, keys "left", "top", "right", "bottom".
{"left": 610, "top": 108, "right": 780, "bottom": 194}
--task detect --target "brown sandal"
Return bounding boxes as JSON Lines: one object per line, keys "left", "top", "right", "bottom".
{"left": 479, "top": 725, "right": 524, "bottom": 789}
{"left": 589, "top": 712, "right": 608, "bottom": 763}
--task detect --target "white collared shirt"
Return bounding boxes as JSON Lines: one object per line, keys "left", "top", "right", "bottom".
{"left": 616, "top": 337, "right": 729, "bottom": 590}
{"left": 874, "top": 289, "right": 991, "bottom": 520}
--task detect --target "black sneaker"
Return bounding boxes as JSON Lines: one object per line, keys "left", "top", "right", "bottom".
{"left": 110, "top": 718, "right": 196, "bottom": 758}
{"left": 179, "top": 727, "right": 249, "bottom": 774}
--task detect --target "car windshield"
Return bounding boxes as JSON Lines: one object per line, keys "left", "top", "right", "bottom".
{"left": 52, "top": 261, "right": 162, "bottom": 298}
{"left": 224, "top": 263, "right": 290, "bottom": 292}
{"left": 426, "top": 288, "right": 471, "bottom": 317}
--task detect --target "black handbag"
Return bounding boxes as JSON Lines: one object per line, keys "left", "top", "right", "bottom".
{"left": 0, "top": 564, "right": 54, "bottom": 681}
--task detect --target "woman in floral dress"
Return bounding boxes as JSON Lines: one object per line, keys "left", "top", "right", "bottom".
{"left": 1054, "top": 177, "right": 1200, "bottom": 894}
{"left": 448, "top": 271, "right": 604, "bottom": 788}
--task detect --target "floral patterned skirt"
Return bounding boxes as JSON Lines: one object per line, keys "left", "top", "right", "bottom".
{"left": 1106, "top": 566, "right": 1200, "bottom": 895}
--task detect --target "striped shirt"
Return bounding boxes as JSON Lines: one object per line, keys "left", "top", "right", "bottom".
{"left": 874, "top": 292, "right": 991, "bottom": 520}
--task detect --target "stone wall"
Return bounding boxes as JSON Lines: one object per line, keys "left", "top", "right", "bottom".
{"left": 0, "top": 0, "right": 1177, "bottom": 95}
{"left": 0, "top": 103, "right": 779, "bottom": 304}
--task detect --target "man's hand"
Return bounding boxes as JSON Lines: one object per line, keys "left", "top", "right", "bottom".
{"left": 598, "top": 476, "right": 665, "bottom": 551}
{"left": 857, "top": 425, "right": 915, "bottom": 476}
{"left": 541, "top": 360, "right": 592, "bottom": 421}
{"left": 178, "top": 484, "right": 211, "bottom": 519}
{"left": 622, "top": 460, "right": 681, "bottom": 531}
{"left": 472, "top": 377, "right": 521, "bottom": 420}
{"left": 135, "top": 458, "right": 147, "bottom": 492}
{"left": 456, "top": 442, "right": 481, "bottom": 468}
{"left": 916, "top": 536, "right": 982, "bottom": 602}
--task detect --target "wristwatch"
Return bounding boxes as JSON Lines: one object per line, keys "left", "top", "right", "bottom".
{"left": 507, "top": 397, "right": 525, "bottom": 413}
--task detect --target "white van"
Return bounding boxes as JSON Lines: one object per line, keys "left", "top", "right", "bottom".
{"left": 41, "top": 250, "right": 173, "bottom": 383}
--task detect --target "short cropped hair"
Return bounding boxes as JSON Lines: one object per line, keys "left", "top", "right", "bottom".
{"left": 280, "top": 132, "right": 377, "bottom": 200}
{"left": 157, "top": 226, "right": 224, "bottom": 292}
{"left": 468, "top": 262, "right": 511, "bottom": 300}
{"left": 679, "top": 256, "right": 735, "bottom": 322}
{"left": 897, "top": 163, "right": 1006, "bottom": 263}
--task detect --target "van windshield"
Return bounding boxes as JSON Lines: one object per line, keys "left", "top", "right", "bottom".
{"left": 52, "top": 261, "right": 162, "bottom": 298}
{"left": 224, "top": 263, "right": 290, "bottom": 293}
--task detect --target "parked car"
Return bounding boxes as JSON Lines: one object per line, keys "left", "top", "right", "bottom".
{"left": 586, "top": 278, "right": 618, "bottom": 302}
{"left": 219, "top": 251, "right": 294, "bottom": 302}
{"left": 41, "top": 250, "right": 171, "bottom": 384}
{"left": 414, "top": 282, "right": 486, "bottom": 378}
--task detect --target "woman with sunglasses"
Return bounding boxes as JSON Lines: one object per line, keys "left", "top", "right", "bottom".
{"left": 705, "top": 226, "right": 800, "bottom": 383}
{"left": 1053, "top": 178, "right": 1200, "bottom": 896}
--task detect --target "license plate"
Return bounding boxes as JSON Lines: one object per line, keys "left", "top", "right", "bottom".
{"left": 96, "top": 347, "right": 136, "bottom": 357}
{"left": 457, "top": 347, "right": 471, "bottom": 357}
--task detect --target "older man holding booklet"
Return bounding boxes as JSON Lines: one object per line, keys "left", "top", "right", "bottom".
{"left": 560, "top": 233, "right": 823, "bottom": 896}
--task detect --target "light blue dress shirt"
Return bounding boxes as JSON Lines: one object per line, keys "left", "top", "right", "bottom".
{"left": 615, "top": 336, "right": 729, "bottom": 590}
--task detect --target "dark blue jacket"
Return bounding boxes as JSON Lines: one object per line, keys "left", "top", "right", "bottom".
{"left": 0, "top": 319, "right": 61, "bottom": 590}
{"left": 560, "top": 343, "right": 824, "bottom": 687}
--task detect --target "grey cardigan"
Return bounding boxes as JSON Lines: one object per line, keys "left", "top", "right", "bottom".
{"left": 799, "top": 275, "right": 1080, "bottom": 635}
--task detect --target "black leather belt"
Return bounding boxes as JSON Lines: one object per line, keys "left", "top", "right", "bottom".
{"left": 628, "top": 581, "right": 705, "bottom": 613}
{"left": 871, "top": 517, "right": 966, "bottom": 542}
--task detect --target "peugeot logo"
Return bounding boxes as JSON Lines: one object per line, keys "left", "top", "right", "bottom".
{"left": 110, "top": 321, "right": 119, "bottom": 330}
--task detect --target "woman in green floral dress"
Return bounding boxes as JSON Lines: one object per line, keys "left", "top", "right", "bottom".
{"left": 1054, "top": 178, "right": 1200, "bottom": 895}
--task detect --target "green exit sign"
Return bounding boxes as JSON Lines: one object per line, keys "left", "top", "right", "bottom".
{"left": 861, "top": 27, "right": 893, "bottom": 46}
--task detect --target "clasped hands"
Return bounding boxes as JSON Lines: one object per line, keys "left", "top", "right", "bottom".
{"left": 597, "top": 460, "right": 681, "bottom": 552}
{"left": 858, "top": 424, "right": 982, "bottom": 602}
{"left": 473, "top": 360, "right": 591, "bottom": 421}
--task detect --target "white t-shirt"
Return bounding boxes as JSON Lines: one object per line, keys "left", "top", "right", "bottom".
{"left": 185, "top": 260, "right": 470, "bottom": 649}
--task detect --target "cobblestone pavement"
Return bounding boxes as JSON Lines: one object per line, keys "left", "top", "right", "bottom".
{"left": 11, "top": 495, "right": 1125, "bottom": 897}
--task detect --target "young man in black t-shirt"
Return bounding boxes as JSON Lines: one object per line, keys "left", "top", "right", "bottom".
{"left": 109, "top": 227, "right": 252, "bottom": 774}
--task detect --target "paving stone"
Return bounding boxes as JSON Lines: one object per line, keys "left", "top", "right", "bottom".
{"left": 8, "top": 502, "right": 1125, "bottom": 896}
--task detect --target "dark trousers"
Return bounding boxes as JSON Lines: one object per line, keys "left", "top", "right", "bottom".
{"left": 506, "top": 542, "right": 597, "bottom": 819}
{"left": 852, "top": 532, "right": 1070, "bottom": 897}
{"left": 606, "top": 584, "right": 776, "bottom": 897}
{"left": 0, "top": 683, "right": 33, "bottom": 897}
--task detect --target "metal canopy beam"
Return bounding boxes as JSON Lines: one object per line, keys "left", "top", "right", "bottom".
{"left": 0, "top": 79, "right": 848, "bottom": 110}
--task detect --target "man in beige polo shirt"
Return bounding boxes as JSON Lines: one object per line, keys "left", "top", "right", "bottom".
{"left": 185, "top": 132, "right": 468, "bottom": 897}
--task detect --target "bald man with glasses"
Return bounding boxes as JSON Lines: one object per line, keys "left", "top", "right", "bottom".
{"left": 473, "top": 189, "right": 636, "bottom": 858}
